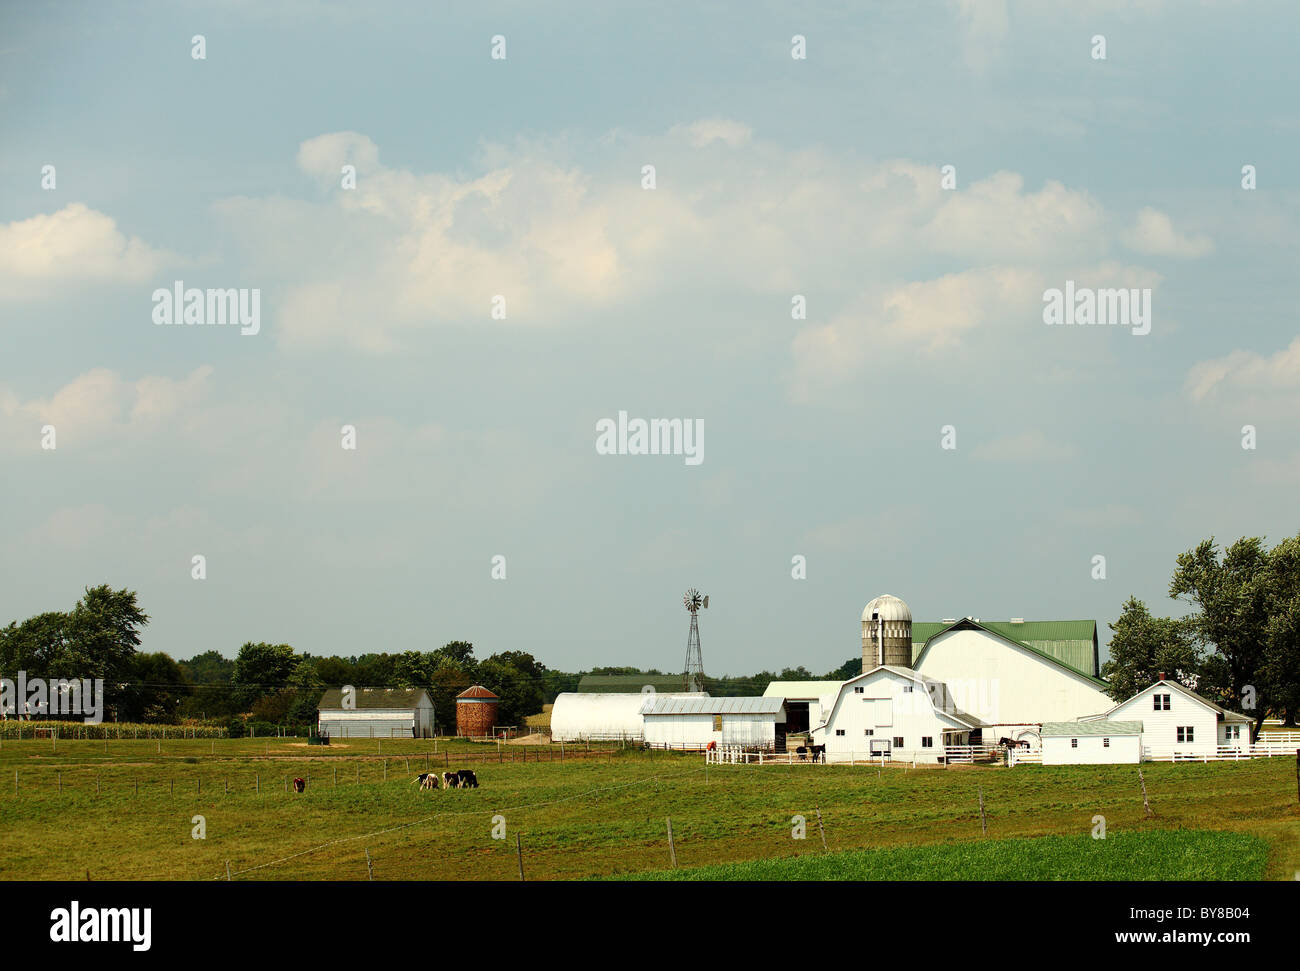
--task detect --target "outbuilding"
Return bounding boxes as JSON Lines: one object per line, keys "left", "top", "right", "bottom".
{"left": 1040, "top": 720, "right": 1143, "bottom": 764}
{"left": 641, "top": 695, "right": 784, "bottom": 750}
{"left": 1080, "top": 677, "right": 1253, "bottom": 758}
{"left": 317, "top": 687, "right": 434, "bottom": 739}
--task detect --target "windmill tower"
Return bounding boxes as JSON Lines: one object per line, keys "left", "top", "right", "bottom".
{"left": 683, "top": 588, "right": 708, "bottom": 692}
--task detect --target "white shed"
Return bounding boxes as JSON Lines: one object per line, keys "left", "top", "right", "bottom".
{"left": 1080, "top": 678, "right": 1253, "bottom": 758}
{"left": 550, "top": 692, "right": 707, "bottom": 742}
{"left": 317, "top": 687, "right": 434, "bottom": 738}
{"left": 641, "top": 696, "right": 784, "bottom": 750}
{"left": 1040, "top": 720, "right": 1143, "bottom": 764}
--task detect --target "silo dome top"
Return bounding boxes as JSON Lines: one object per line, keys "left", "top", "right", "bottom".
{"left": 862, "top": 594, "right": 912, "bottom": 623}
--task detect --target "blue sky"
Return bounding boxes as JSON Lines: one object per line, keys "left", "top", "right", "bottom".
{"left": 2, "top": 1, "right": 1298, "bottom": 676}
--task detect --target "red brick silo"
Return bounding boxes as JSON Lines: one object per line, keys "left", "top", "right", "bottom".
{"left": 455, "top": 685, "right": 500, "bottom": 737}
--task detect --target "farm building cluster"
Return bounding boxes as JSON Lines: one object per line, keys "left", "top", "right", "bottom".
{"left": 550, "top": 594, "right": 1268, "bottom": 766}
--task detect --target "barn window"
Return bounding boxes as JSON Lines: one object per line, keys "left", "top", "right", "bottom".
{"left": 712, "top": 715, "right": 722, "bottom": 732}
{"left": 1177, "top": 726, "right": 1194, "bottom": 743}
{"left": 1103, "top": 737, "right": 1110, "bottom": 747}
{"left": 835, "top": 729, "right": 845, "bottom": 736}
{"left": 854, "top": 686, "right": 864, "bottom": 694}
{"left": 921, "top": 737, "right": 933, "bottom": 748}
{"left": 1071, "top": 738, "right": 1078, "bottom": 748}
{"left": 893, "top": 736, "right": 904, "bottom": 748}
{"left": 903, "top": 686, "right": 913, "bottom": 693}
{"left": 864, "top": 729, "right": 873, "bottom": 736}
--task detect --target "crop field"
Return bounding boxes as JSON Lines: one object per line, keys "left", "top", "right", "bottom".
{"left": 0, "top": 736, "right": 1296, "bottom": 881}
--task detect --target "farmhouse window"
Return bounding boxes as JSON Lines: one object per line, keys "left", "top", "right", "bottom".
{"left": 864, "top": 729, "right": 873, "bottom": 736}
{"left": 712, "top": 715, "right": 722, "bottom": 731}
{"left": 1226, "top": 725, "right": 1240, "bottom": 740}
{"left": 903, "top": 686, "right": 913, "bottom": 693}
{"left": 893, "top": 736, "right": 904, "bottom": 748}
{"left": 921, "top": 736, "right": 933, "bottom": 748}
{"left": 1103, "top": 738, "right": 1110, "bottom": 747}
{"left": 1071, "top": 738, "right": 1078, "bottom": 748}
{"left": 1153, "top": 693, "right": 1170, "bottom": 711}
{"left": 854, "top": 687, "right": 864, "bottom": 693}
{"left": 835, "top": 729, "right": 845, "bottom": 736}
{"left": 1177, "top": 726, "right": 1194, "bottom": 743}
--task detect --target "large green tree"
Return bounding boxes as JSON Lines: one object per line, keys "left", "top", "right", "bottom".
{"left": 230, "top": 642, "right": 298, "bottom": 711}
{"left": 1169, "top": 536, "right": 1278, "bottom": 740}
{"left": 1100, "top": 597, "right": 1199, "bottom": 702}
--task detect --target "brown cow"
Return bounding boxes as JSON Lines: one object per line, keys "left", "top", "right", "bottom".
{"left": 292, "top": 777, "right": 305, "bottom": 793}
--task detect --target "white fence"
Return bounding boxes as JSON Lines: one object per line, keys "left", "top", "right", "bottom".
{"left": 1144, "top": 742, "right": 1299, "bottom": 763}
{"left": 704, "top": 744, "right": 1011, "bottom": 766}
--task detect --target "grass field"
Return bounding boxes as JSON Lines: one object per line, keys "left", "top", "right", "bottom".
{"left": 613, "top": 831, "right": 1271, "bottom": 880}
{"left": 0, "top": 736, "right": 1295, "bottom": 881}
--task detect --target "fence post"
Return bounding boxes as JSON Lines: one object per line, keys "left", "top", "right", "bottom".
{"left": 1138, "top": 767, "right": 1153, "bottom": 817}
{"left": 516, "top": 834, "right": 525, "bottom": 882}
{"left": 365, "top": 847, "right": 374, "bottom": 881}
{"left": 666, "top": 817, "right": 677, "bottom": 867}
{"left": 815, "top": 807, "right": 828, "bottom": 852}
{"left": 978, "top": 786, "right": 987, "bottom": 835}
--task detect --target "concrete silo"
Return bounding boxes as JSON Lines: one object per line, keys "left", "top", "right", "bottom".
{"left": 862, "top": 594, "right": 913, "bottom": 672}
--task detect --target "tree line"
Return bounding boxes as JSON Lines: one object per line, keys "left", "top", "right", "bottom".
{"left": 3, "top": 532, "right": 1296, "bottom": 738}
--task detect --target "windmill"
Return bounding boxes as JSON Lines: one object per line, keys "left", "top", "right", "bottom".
{"left": 683, "top": 588, "right": 708, "bottom": 692}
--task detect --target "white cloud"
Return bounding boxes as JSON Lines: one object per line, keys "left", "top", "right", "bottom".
{"left": 0, "top": 203, "right": 175, "bottom": 298}
{"left": 1125, "top": 207, "right": 1213, "bottom": 258}
{"left": 0, "top": 365, "right": 214, "bottom": 450}
{"left": 1186, "top": 336, "right": 1300, "bottom": 402}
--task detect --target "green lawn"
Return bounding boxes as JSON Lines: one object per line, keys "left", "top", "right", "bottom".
{"left": 0, "top": 737, "right": 1295, "bottom": 881}
{"left": 613, "top": 830, "right": 1270, "bottom": 880}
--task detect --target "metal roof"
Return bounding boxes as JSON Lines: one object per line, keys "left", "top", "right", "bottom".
{"left": 317, "top": 687, "right": 430, "bottom": 711}
{"left": 1041, "top": 720, "right": 1143, "bottom": 737}
{"left": 641, "top": 696, "right": 784, "bottom": 716}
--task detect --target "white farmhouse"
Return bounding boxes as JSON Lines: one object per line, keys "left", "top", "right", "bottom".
{"left": 1081, "top": 677, "right": 1253, "bottom": 758}
{"left": 641, "top": 696, "right": 784, "bottom": 749}
{"left": 1040, "top": 720, "right": 1144, "bottom": 765}
{"left": 809, "top": 665, "right": 980, "bottom": 764}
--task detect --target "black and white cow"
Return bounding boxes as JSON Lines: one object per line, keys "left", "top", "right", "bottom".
{"left": 456, "top": 769, "right": 479, "bottom": 789}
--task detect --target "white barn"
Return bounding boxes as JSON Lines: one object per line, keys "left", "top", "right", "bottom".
{"left": 317, "top": 687, "right": 434, "bottom": 738}
{"left": 761, "top": 680, "right": 842, "bottom": 738}
{"left": 810, "top": 665, "right": 980, "bottom": 764}
{"left": 911, "top": 618, "right": 1114, "bottom": 745}
{"left": 1081, "top": 678, "right": 1253, "bottom": 758}
{"left": 641, "top": 696, "right": 784, "bottom": 750}
{"left": 1040, "top": 720, "right": 1144, "bottom": 764}
{"left": 550, "top": 691, "right": 706, "bottom": 742}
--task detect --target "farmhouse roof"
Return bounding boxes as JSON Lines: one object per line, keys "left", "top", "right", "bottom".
{"left": 1085, "top": 679, "right": 1254, "bottom": 724}
{"left": 317, "top": 687, "right": 430, "bottom": 711}
{"left": 1041, "top": 720, "right": 1143, "bottom": 737}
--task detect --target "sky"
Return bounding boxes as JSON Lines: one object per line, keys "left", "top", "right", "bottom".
{"left": 2, "top": 0, "right": 1298, "bottom": 677}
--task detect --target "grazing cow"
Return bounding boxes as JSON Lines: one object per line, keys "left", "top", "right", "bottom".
{"left": 456, "top": 769, "right": 479, "bottom": 789}
{"left": 442, "top": 771, "right": 460, "bottom": 789}
{"left": 292, "top": 778, "right": 305, "bottom": 793}
{"left": 416, "top": 772, "right": 438, "bottom": 790}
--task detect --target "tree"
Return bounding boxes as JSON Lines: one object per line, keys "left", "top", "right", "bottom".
{"left": 1169, "top": 537, "right": 1274, "bottom": 740}
{"left": 1100, "top": 597, "right": 1199, "bottom": 702}
{"left": 478, "top": 651, "right": 546, "bottom": 726}
{"left": 119, "top": 652, "right": 187, "bottom": 723}
{"left": 1261, "top": 534, "right": 1300, "bottom": 726}
{"left": 0, "top": 612, "right": 72, "bottom": 677}
{"left": 230, "top": 642, "right": 298, "bottom": 712}
{"left": 178, "top": 649, "right": 237, "bottom": 719}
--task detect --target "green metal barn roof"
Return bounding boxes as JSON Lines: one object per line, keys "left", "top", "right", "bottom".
{"left": 317, "top": 687, "right": 430, "bottom": 710}
{"left": 911, "top": 620, "right": 1100, "bottom": 678}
